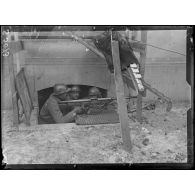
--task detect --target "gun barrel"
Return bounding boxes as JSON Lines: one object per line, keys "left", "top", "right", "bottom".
{"left": 59, "top": 97, "right": 114, "bottom": 104}
{"left": 58, "top": 97, "right": 132, "bottom": 104}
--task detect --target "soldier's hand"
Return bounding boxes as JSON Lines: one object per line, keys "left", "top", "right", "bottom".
{"left": 73, "top": 106, "right": 83, "bottom": 114}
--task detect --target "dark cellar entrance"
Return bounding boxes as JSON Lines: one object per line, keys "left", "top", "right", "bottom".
{"left": 38, "top": 85, "right": 108, "bottom": 113}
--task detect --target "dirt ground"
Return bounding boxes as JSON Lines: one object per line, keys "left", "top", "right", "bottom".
{"left": 2, "top": 102, "right": 189, "bottom": 164}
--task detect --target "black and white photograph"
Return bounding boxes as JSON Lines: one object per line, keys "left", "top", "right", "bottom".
{"left": 1, "top": 25, "right": 193, "bottom": 168}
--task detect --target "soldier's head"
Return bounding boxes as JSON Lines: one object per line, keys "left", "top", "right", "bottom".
{"left": 88, "top": 87, "right": 101, "bottom": 98}
{"left": 70, "top": 85, "right": 81, "bottom": 100}
{"left": 53, "top": 84, "right": 71, "bottom": 100}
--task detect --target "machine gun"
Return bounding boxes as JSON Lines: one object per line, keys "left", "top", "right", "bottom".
{"left": 58, "top": 97, "right": 117, "bottom": 114}
{"left": 59, "top": 93, "right": 172, "bottom": 114}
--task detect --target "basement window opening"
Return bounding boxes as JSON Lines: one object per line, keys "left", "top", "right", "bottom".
{"left": 37, "top": 85, "right": 108, "bottom": 125}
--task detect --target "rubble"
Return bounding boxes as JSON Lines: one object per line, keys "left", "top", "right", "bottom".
{"left": 142, "top": 127, "right": 151, "bottom": 134}
{"left": 2, "top": 102, "right": 189, "bottom": 164}
{"left": 142, "top": 138, "right": 150, "bottom": 146}
{"left": 175, "top": 152, "right": 186, "bottom": 161}
{"left": 151, "top": 152, "right": 158, "bottom": 158}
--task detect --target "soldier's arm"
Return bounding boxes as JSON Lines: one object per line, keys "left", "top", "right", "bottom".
{"left": 47, "top": 100, "right": 76, "bottom": 123}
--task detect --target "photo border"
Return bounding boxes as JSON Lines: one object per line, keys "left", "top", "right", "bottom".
{"left": 1, "top": 25, "right": 194, "bottom": 170}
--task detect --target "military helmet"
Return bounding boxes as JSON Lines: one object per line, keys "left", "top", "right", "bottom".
{"left": 53, "top": 84, "right": 71, "bottom": 96}
{"left": 88, "top": 87, "right": 101, "bottom": 96}
{"left": 71, "top": 85, "right": 81, "bottom": 92}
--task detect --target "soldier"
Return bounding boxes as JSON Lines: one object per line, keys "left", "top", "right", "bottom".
{"left": 85, "top": 87, "right": 103, "bottom": 114}
{"left": 70, "top": 85, "right": 81, "bottom": 100}
{"left": 39, "top": 84, "right": 82, "bottom": 124}
{"left": 88, "top": 87, "right": 102, "bottom": 99}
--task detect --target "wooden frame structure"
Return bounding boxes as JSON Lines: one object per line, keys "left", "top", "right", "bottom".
{"left": 6, "top": 30, "right": 148, "bottom": 151}
{"left": 65, "top": 31, "right": 148, "bottom": 124}
{"left": 111, "top": 40, "right": 133, "bottom": 151}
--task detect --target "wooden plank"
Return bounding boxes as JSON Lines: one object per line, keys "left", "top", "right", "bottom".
{"left": 130, "top": 64, "right": 137, "bottom": 68}
{"left": 64, "top": 32, "right": 105, "bottom": 59}
{"left": 19, "top": 31, "right": 146, "bottom": 53}
{"left": 33, "top": 66, "right": 39, "bottom": 125}
{"left": 142, "top": 80, "right": 172, "bottom": 112}
{"left": 15, "top": 68, "right": 33, "bottom": 126}
{"left": 132, "top": 68, "right": 139, "bottom": 73}
{"left": 13, "top": 32, "right": 21, "bottom": 73}
{"left": 122, "top": 71, "right": 139, "bottom": 97}
{"left": 111, "top": 40, "right": 132, "bottom": 151}
{"left": 134, "top": 73, "right": 142, "bottom": 79}
{"left": 136, "top": 31, "right": 147, "bottom": 123}
{"left": 140, "top": 31, "right": 147, "bottom": 80}
{"left": 7, "top": 54, "right": 19, "bottom": 127}
{"left": 127, "top": 64, "right": 144, "bottom": 92}
{"left": 21, "top": 38, "right": 145, "bottom": 52}
{"left": 33, "top": 102, "right": 39, "bottom": 125}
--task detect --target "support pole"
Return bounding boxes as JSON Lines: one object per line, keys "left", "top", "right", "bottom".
{"left": 13, "top": 32, "right": 21, "bottom": 73}
{"left": 8, "top": 54, "right": 19, "bottom": 127}
{"left": 136, "top": 31, "right": 147, "bottom": 123}
{"left": 111, "top": 40, "right": 132, "bottom": 151}
{"left": 33, "top": 66, "right": 39, "bottom": 124}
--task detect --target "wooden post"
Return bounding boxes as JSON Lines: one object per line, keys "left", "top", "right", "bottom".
{"left": 13, "top": 32, "right": 21, "bottom": 73}
{"left": 111, "top": 40, "right": 132, "bottom": 151}
{"left": 33, "top": 66, "right": 39, "bottom": 124}
{"left": 140, "top": 31, "right": 147, "bottom": 84}
{"left": 8, "top": 54, "right": 19, "bottom": 127}
{"left": 136, "top": 31, "right": 147, "bottom": 123}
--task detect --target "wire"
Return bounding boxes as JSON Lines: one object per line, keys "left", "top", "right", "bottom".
{"left": 132, "top": 39, "right": 186, "bottom": 56}
{"left": 146, "top": 43, "right": 186, "bottom": 56}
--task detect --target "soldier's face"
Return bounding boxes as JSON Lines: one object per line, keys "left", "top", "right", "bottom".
{"left": 70, "top": 92, "right": 80, "bottom": 100}
{"left": 58, "top": 93, "right": 68, "bottom": 101}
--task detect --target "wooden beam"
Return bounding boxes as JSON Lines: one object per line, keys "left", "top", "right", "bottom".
{"left": 33, "top": 66, "right": 39, "bottom": 124}
{"left": 19, "top": 32, "right": 146, "bottom": 53}
{"left": 136, "top": 31, "right": 147, "bottom": 123}
{"left": 13, "top": 32, "right": 21, "bottom": 73}
{"left": 11, "top": 26, "right": 187, "bottom": 33}
{"left": 15, "top": 68, "right": 33, "bottom": 126}
{"left": 64, "top": 32, "right": 106, "bottom": 59}
{"left": 142, "top": 80, "right": 172, "bottom": 112}
{"left": 140, "top": 31, "right": 147, "bottom": 80}
{"left": 7, "top": 54, "right": 19, "bottom": 127}
{"left": 111, "top": 40, "right": 132, "bottom": 151}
